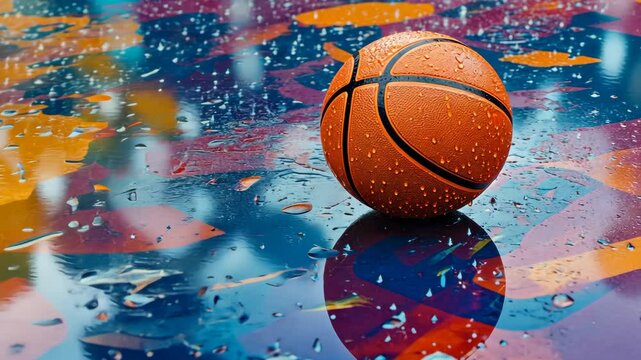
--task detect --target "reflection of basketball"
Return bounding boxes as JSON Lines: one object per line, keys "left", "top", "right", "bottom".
{"left": 324, "top": 211, "right": 505, "bottom": 359}
{"left": 321, "top": 31, "right": 512, "bottom": 218}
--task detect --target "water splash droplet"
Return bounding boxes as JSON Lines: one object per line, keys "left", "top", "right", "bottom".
{"left": 551, "top": 293, "right": 575, "bottom": 309}
{"left": 382, "top": 311, "right": 406, "bottom": 329}
{"left": 307, "top": 246, "right": 339, "bottom": 259}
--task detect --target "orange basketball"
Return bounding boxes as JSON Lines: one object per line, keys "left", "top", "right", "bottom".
{"left": 320, "top": 31, "right": 512, "bottom": 218}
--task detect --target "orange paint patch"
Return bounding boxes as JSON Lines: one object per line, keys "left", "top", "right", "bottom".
{"left": 281, "top": 202, "right": 313, "bottom": 214}
{"left": 0, "top": 104, "right": 107, "bottom": 206}
{"left": 531, "top": 1, "right": 563, "bottom": 11}
{"left": 472, "top": 256, "right": 506, "bottom": 296}
{"left": 500, "top": 50, "right": 600, "bottom": 67}
{"left": 0, "top": 0, "right": 13, "bottom": 13}
{"left": 397, "top": 312, "right": 497, "bottom": 359}
{"left": 544, "top": 148, "right": 641, "bottom": 195}
{"left": 96, "top": 312, "right": 109, "bottom": 321}
{"left": 0, "top": 205, "right": 224, "bottom": 254}
{"left": 235, "top": 176, "right": 262, "bottom": 191}
{"left": 85, "top": 94, "right": 112, "bottom": 102}
{"left": 93, "top": 184, "right": 111, "bottom": 192}
{"left": 0, "top": 278, "right": 29, "bottom": 305}
{"left": 323, "top": 42, "right": 352, "bottom": 62}
{"left": 295, "top": 2, "right": 435, "bottom": 27}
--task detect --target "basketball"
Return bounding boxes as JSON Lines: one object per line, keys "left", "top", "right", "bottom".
{"left": 320, "top": 31, "right": 512, "bottom": 218}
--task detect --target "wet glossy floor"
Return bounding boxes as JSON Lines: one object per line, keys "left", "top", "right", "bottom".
{"left": 1, "top": 0, "right": 641, "bottom": 359}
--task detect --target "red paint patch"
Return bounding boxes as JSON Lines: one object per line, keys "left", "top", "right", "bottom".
{"left": 145, "top": 126, "right": 290, "bottom": 177}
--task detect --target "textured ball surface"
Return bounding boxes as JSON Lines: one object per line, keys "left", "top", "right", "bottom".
{"left": 320, "top": 31, "right": 513, "bottom": 218}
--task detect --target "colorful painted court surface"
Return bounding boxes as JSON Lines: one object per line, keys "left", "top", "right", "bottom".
{"left": 1, "top": 0, "right": 640, "bottom": 359}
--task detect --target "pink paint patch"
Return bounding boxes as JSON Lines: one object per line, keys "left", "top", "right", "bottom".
{"left": 0, "top": 278, "right": 66, "bottom": 359}
{"left": 270, "top": 57, "right": 332, "bottom": 105}
{"left": 595, "top": 1, "right": 641, "bottom": 36}
{"left": 504, "top": 186, "right": 641, "bottom": 269}
{"left": 65, "top": 163, "right": 111, "bottom": 197}
{"left": 509, "top": 86, "right": 588, "bottom": 110}
{"left": 533, "top": 118, "right": 641, "bottom": 163}
{"left": 135, "top": 0, "right": 341, "bottom": 24}
{"left": 472, "top": 327, "right": 561, "bottom": 359}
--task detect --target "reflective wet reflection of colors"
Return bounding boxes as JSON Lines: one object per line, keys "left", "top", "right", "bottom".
{"left": 1, "top": 0, "right": 641, "bottom": 359}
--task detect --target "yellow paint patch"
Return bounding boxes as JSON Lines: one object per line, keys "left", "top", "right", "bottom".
{"left": 0, "top": 104, "right": 107, "bottom": 206}
{"left": 0, "top": 60, "right": 58, "bottom": 86}
{"left": 323, "top": 42, "right": 352, "bottom": 62}
{"left": 210, "top": 268, "right": 307, "bottom": 290}
{"left": 544, "top": 148, "right": 641, "bottom": 195}
{"left": 502, "top": 236, "right": 641, "bottom": 299}
{"left": 500, "top": 51, "right": 600, "bottom": 67}
{"left": 127, "top": 90, "right": 178, "bottom": 131}
{"left": 304, "top": 294, "right": 371, "bottom": 312}
{"left": 295, "top": 2, "right": 435, "bottom": 27}
{"left": 469, "top": 237, "right": 492, "bottom": 256}
{"left": 85, "top": 94, "right": 112, "bottom": 103}
{"left": 0, "top": 15, "right": 89, "bottom": 34}
{"left": 0, "top": 15, "right": 142, "bottom": 90}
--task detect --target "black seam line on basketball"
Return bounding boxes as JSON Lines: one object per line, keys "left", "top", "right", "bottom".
{"left": 322, "top": 75, "right": 512, "bottom": 124}
{"left": 321, "top": 38, "right": 463, "bottom": 122}
{"left": 379, "top": 40, "right": 491, "bottom": 191}
{"left": 341, "top": 53, "right": 369, "bottom": 206}
{"left": 376, "top": 82, "right": 490, "bottom": 190}
{"left": 321, "top": 38, "right": 512, "bottom": 123}
{"left": 362, "top": 75, "right": 512, "bottom": 122}
{"left": 382, "top": 38, "right": 512, "bottom": 122}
